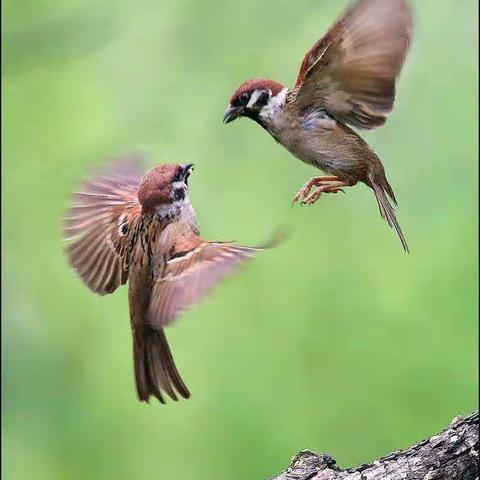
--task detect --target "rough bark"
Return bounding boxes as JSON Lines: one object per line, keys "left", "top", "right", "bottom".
{"left": 268, "top": 411, "right": 478, "bottom": 480}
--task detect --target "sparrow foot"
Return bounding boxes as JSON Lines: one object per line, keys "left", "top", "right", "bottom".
{"left": 292, "top": 176, "right": 340, "bottom": 206}
{"left": 301, "top": 183, "right": 346, "bottom": 205}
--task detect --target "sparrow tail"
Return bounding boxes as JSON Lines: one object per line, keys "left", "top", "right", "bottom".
{"left": 133, "top": 327, "right": 190, "bottom": 403}
{"left": 371, "top": 179, "right": 409, "bottom": 253}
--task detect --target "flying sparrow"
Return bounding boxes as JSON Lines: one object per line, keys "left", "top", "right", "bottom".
{"left": 64, "top": 159, "right": 264, "bottom": 403}
{"left": 223, "top": 0, "right": 412, "bottom": 252}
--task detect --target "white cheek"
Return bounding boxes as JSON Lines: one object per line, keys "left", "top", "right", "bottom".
{"left": 171, "top": 181, "right": 190, "bottom": 203}
{"left": 247, "top": 90, "right": 262, "bottom": 109}
{"left": 259, "top": 88, "right": 288, "bottom": 121}
{"left": 154, "top": 185, "right": 191, "bottom": 220}
{"left": 171, "top": 181, "right": 185, "bottom": 190}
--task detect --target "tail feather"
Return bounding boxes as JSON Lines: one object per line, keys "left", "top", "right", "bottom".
{"left": 133, "top": 327, "right": 190, "bottom": 403}
{"left": 382, "top": 177, "right": 398, "bottom": 206}
{"left": 372, "top": 182, "right": 409, "bottom": 253}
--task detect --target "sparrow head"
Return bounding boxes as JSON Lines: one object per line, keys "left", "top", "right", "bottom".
{"left": 223, "top": 78, "right": 286, "bottom": 127}
{"left": 138, "top": 163, "right": 194, "bottom": 212}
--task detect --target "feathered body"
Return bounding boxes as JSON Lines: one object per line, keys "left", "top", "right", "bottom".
{"left": 224, "top": 0, "right": 413, "bottom": 252}
{"left": 64, "top": 160, "right": 262, "bottom": 403}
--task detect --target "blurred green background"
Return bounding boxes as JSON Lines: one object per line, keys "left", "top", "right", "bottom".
{"left": 2, "top": 0, "right": 478, "bottom": 478}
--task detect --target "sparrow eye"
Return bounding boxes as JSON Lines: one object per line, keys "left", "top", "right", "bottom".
{"left": 239, "top": 92, "right": 249, "bottom": 105}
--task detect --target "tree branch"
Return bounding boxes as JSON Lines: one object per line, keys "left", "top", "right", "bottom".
{"left": 269, "top": 411, "right": 478, "bottom": 480}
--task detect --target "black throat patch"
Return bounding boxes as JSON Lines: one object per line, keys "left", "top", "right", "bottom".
{"left": 244, "top": 110, "right": 268, "bottom": 130}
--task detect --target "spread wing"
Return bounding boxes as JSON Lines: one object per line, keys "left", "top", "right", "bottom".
{"left": 63, "top": 158, "right": 144, "bottom": 295}
{"left": 148, "top": 222, "right": 262, "bottom": 327}
{"left": 289, "top": 0, "right": 413, "bottom": 129}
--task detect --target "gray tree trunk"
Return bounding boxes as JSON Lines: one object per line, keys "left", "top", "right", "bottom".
{"left": 268, "top": 411, "right": 478, "bottom": 480}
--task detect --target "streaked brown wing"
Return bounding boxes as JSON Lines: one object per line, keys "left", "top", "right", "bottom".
{"left": 64, "top": 158, "right": 144, "bottom": 295}
{"left": 290, "top": 0, "right": 413, "bottom": 129}
{"left": 148, "top": 222, "right": 261, "bottom": 327}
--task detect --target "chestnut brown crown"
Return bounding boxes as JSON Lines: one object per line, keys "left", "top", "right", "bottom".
{"left": 138, "top": 163, "right": 193, "bottom": 211}
{"left": 229, "top": 78, "right": 285, "bottom": 106}
{"left": 223, "top": 78, "right": 285, "bottom": 125}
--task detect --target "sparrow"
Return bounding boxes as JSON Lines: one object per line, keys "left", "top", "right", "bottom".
{"left": 223, "top": 0, "right": 413, "bottom": 252}
{"left": 64, "top": 159, "right": 264, "bottom": 403}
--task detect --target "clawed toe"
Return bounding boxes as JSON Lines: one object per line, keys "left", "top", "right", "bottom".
{"left": 301, "top": 189, "right": 323, "bottom": 205}
{"left": 292, "top": 191, "right": 305, "bottom": 206}
{"left": 292, "top": 184, "right": 316, "bottom": 206}
{"left": 292, "top": 177, "right": 349, "bottom": 206}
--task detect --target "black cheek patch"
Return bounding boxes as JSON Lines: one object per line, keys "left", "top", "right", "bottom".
{"left": 173, "top": 188, "right": 185, "bottom": 201}
{"left": 256, "top": 91, "right": 270, "bottom": 108}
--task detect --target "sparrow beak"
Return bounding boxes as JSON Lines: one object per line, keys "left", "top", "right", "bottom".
{"left": 223, "top": 105, "right": 242, "bottom": 124}
{"left": 181, "top": 163, "right": 194, "bottom": 179}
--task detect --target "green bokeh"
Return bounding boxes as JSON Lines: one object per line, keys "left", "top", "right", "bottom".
{"left": 2, "top": 0, "right": 478, "bottom": 478}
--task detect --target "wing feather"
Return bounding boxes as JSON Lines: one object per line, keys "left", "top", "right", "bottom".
{"left": 290, "top": 0, "right": 413, "bottom": 129}
{"left": 63, "top": 158, "right": 144, "bottom": 295}
{"left": 148, "top": 223, "right": 261, "bottom": 327}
